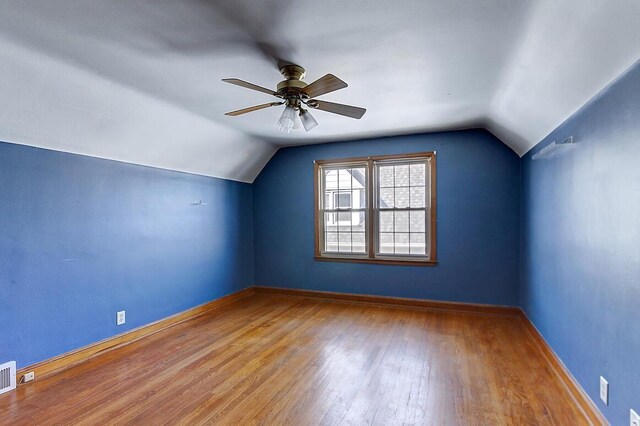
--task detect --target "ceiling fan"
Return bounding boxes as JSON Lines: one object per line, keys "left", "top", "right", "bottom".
{"left": 223, "top": 65, "right": 366, "bottom": 133}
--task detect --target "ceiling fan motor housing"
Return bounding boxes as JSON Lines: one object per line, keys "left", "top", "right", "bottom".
{"left": 280, "top": 65, "right": 306, "bottom": 80}
{"left": 277, "top": 65, "right": 309, "bottom": 100}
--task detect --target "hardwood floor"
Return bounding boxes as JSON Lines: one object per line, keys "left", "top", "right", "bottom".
{"left": 0, "top": 293, "right": 592, "bottom": 425}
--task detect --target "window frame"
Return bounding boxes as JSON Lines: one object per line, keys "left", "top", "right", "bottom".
{"left": 314, "top": 152, "right": 437, "bottom": 266}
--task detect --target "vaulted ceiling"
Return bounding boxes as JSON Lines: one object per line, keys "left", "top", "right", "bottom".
{"left": 1, "top": 1, "right": 639, "bottom": 182}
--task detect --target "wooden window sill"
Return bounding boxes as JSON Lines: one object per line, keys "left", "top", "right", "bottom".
{"left": 314, "top": 256, "right": 438, "bottom": 267}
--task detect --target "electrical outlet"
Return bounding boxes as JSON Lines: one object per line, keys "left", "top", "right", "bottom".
{"left": 116, "top": 310, "right": 126, "bottom": 326}
{"left": 23, "top": 372, "right": 35, "bottom": 383}
{"left": 631, "top": 409, "right": 639, "bottom": 426}
{"left": 599, "top": 376, "right": 609, "bottom": 405}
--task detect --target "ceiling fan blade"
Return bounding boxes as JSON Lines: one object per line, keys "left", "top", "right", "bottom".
{"left": 222, "top": 78, "right": 278, "bottom": 96}
{"left": 302, "top": 74, "right": 348, "bottom": 98}
{"left": 225, "top": 102, "right": 283, "bottom": 116}
{"left": 309, "top": 100, "right": 366, "bottom": 119}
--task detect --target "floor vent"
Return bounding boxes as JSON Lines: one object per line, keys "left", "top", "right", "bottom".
{"left": 0, "top": 361, "right": 17, "bottom": 395}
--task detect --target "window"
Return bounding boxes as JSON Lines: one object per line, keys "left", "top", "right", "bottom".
{"left": 319, "top": 166, "right": 367, "bottom": 254}
{"left": 314, "top": 152, "right": 436, "bottom": 265}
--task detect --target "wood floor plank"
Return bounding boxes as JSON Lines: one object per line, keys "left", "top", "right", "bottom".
{"left": 0, "top": 294, "right": 595, "bottom": 425}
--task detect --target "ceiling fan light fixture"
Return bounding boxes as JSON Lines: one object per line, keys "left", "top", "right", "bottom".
{"left": 223, "top": 65, "right": 366, "bottom": 131}
{"left": 276, "top": 105, "right": 297, "bottom": 133}
{"left": 299, "top": 108, "right": 318, "bottom": 132}
{"left": 293, "top": 112, "right": 302, "bottom": 130}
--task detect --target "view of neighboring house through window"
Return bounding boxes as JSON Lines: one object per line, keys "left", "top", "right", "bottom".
{"left": 322, "top": 166, "right": 367, "bottom": 253}
{"left": 315, "top": 152, "right": 436, "bottom": 265}
{"left": 376, "top": 161, "right": 427, "bottom": 255}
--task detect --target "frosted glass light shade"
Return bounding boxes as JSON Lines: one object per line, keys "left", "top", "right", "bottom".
{"left": 276, "top": 106, "right": 297, "bottom": 133}
{"left": 293, "top": 113, "right": 302, "bottom": 130}
{"left": 300, "top": 109, "right": 318, "bottom": 131}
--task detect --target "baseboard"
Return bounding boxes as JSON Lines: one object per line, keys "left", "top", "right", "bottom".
{"left": 253, "top": 286, "right": 521, "bottom": 316}
{"left": 519, "top": 311, "right": 607, "bottom": 426}
{"left": 17, "top": 287, "right": 255, "bottom": 384}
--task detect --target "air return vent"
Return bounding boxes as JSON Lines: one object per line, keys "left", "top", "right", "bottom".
{"left": 0, "top": 361, "right": 17, "bottom": 395}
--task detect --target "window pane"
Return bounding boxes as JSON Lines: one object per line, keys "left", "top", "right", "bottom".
{"left": 395, "top": 187, "right": 409, "bottom": 208}
{"left": 337, "top": 211, "right": 352, "bottom": 232}
{"left": 325, "top": 232, "right": 338, "bottom": 252}
{"left": 379, "top": 232, "right": 394, "bottom": 254}
{"left": 379, "top": 187, "right": 394, "bottom": 208}
{"left": 410, "top": 233, "right": 426, "bottom": 254}
{"left": 353, "top": 188, "right": 366, "bottom": 208}
{"left": 352, "top": 211, "right": 367, "bottom": 232}
{"left": 338, "top": 169, "right": 352, "bottom": 189}
{"left": 325, "top": 169, "right": 338, "bottom": 189}
{"left": 409, "top": 210, "right": 425, "bottom": 233}
{"left": 377, "top": 212, "right": 426, "bottom": 256}
{"left": 379, "top": 211, "right": 393, "bottom": 232}
{"left": 337, "top": 190, "right": 351, "bottom": 208}
{"left": 324, "top": 209, "right": 366, "bottom": 255}
{"left": 324, "top": 212, "right": 337, "bottom": 232}
{"left": 410, "top": 163, "right": 425, "bottom": 186}
{"left": 325, "top": 192, "right": 333, "bottom": 209}
{"left": 351, "top": 167, "right": 366, "bottom": 190}
{"left": 338, "top": 232, "right": 352, "bottom": 252}
{"left": 352, "top": 232, "right": 366, "bottom": 253}
{"left": 395, "top": 232, "right": 410, "bottom": 254}
{"left": 410, "top": 186, "right": 425, "bottom": 208}
{"left": 394, "top": 165, "right": 410, "bottom": 187}
{"left": 378, "top": 166, "right": 394, "bottom": 188}
{"left": 394, "top": 211, "right": 409, "bottom": 233}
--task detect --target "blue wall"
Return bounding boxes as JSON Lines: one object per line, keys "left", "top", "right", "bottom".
{"left": 0, "top": 142, "right": 254, "bottom": 368}
{"left": 521, "top": 60, "right": 640, "bottom": 425}
{"left": 253, "top": 130, "right": 521, "bottom": 306}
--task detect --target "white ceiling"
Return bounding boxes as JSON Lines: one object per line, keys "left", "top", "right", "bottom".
{"left": 0, "top": 1, "right": 638, "bottom": 182}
